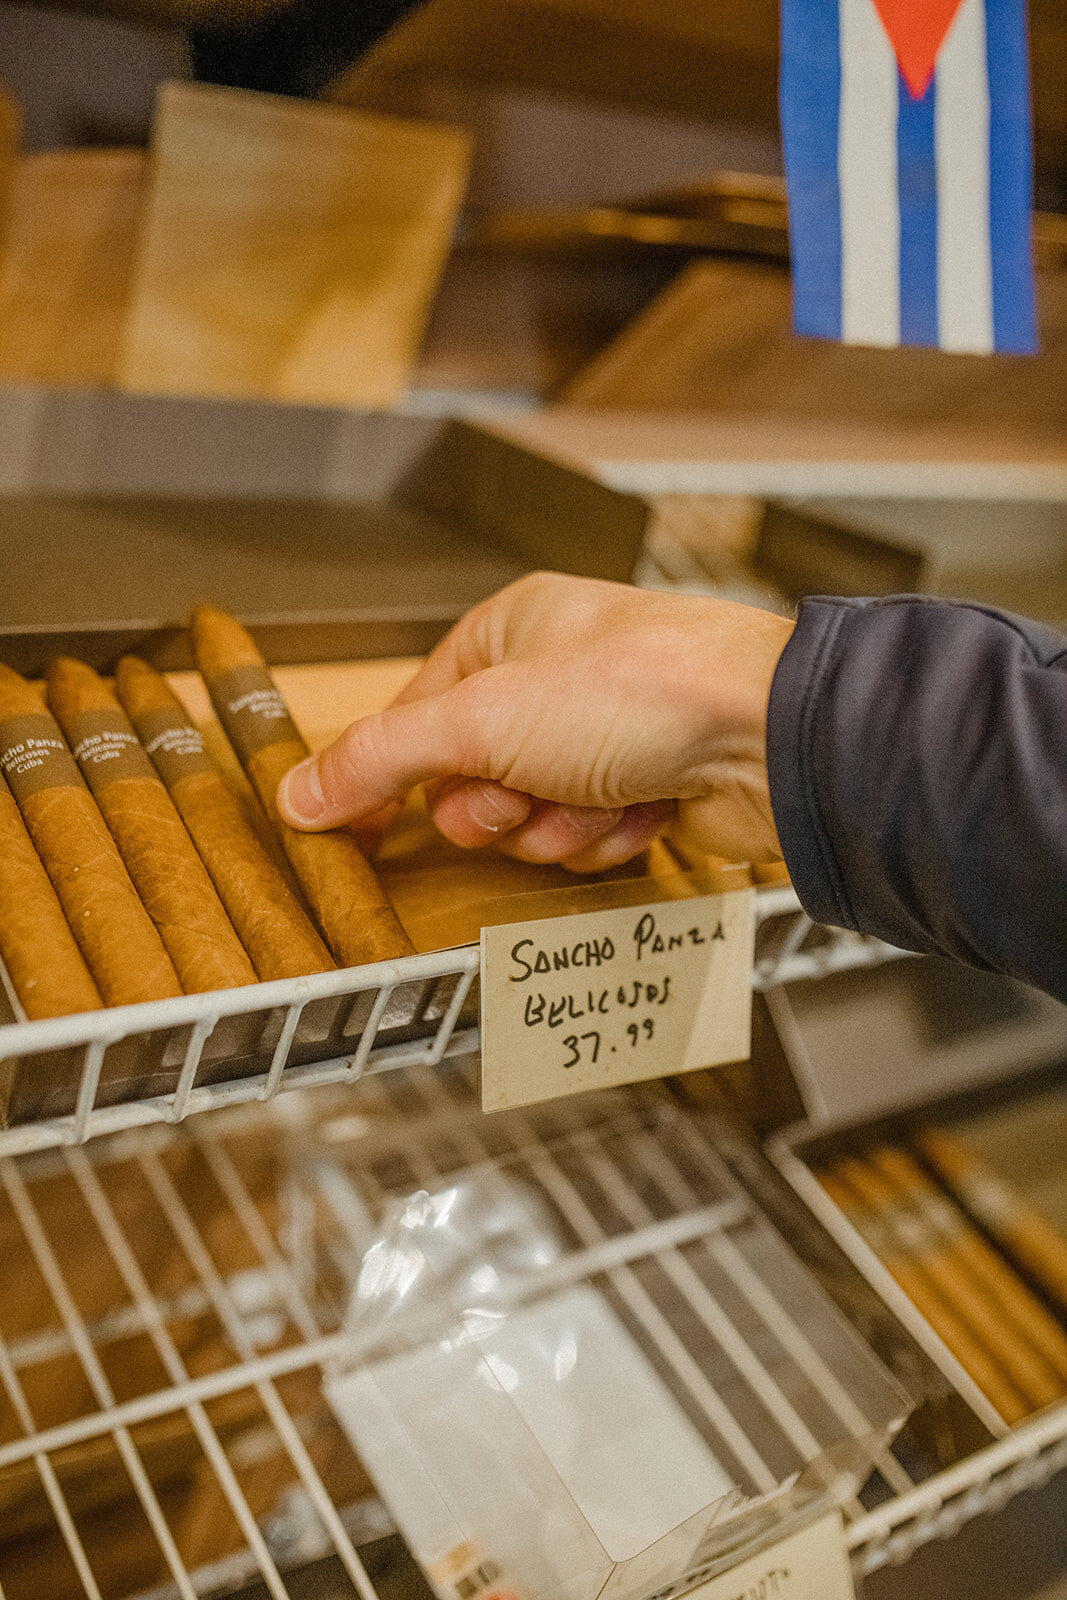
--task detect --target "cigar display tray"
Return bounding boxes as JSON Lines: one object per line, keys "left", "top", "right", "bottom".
{"left": 0, "top": 1061, "right": 914, "bottom": 1600}
{"left": 0, "top": 881, "right": 901, "bottom": 1154}
{"left": 0, "top": 602, "right": 1063, "bottom": 1599}
{"left": 758, "top": 957, "right": 1067, "bottom": 1579}
{"left": 0, "top": 637, "right": 1064, "bottom": 1600}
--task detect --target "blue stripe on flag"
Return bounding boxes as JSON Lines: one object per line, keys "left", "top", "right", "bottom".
{"left": 780, "top": 0, "right": 842, "bottom": 340}
{"left": 986, "top": 0, "right": 1037, "bottom": 352}
{"left": 896, "top": 70, "right": 939, "bottom": 348}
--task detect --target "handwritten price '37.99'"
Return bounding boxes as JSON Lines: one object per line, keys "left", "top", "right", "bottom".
{"left": 562, "top": 1016, "right": 655, "bottom": 1068}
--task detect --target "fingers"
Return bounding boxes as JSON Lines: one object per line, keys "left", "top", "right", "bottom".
{"left": 277, "top": 674, "right": 502, "bottom": 829}
{"left": 386, "top": 588, "right": 505, "bottom": 707}
{"left": 428, "top": 781, "right": 671, "bottom": 872}
{"left": 429, "top": 777, "right": 533, "bottom": 845}
{"left": 345, "top": 799, "right": 403, "bottom": 855}
{"left": 462, "top": 798, "right": 625, "bottom": 864}
{"left": 551, "top": 801, "right": 674, "bottom": 872}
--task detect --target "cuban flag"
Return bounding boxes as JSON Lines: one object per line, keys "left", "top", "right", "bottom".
{"left": 780, "top": 0, "right": 1036, "bottom": 353}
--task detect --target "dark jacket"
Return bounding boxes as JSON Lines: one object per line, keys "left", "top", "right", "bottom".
{"left": 767, "top": 597, "right": 1067, "bottom": 1001}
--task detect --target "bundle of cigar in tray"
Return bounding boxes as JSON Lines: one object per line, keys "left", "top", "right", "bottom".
{"left": 818, "top": 1125, "right": 1067, "bottom": 1424}
{"left": 0, "top": 607, "right": 414, "bottom": 1022}
{"left": 0, "top": 610, "right": 751, "bottom": 1126}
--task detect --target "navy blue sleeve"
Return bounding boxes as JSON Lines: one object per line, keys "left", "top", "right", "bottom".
{"left": 766, "top": 596, "right": 1067, "bottom": 1002}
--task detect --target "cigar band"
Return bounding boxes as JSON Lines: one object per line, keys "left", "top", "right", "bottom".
{"left": 955, "top": 1170, "right": 1021, "bottom": 1230}
{"left": 0, "top": 713, "right": 83, "bottom": 803}
{"left": 925, "top": 1194, "right": 966, "bottom": 1242}
{"left": 887, "top": 1203, "right": 933, "bottom": 1256}
{"left": 67, "top": 709, "right": 156, "bottom": 793}
{"left": 135, "top": 707, "right": 215, "bottom": 787}
{"left": 211, "top": 664, "right": 301, "bottom": 757}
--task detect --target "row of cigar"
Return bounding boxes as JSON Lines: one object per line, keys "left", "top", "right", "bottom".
{"left": 0, "top": 608, "right": 413, "bottom": 1020}
{"left": 819, "top": 1126, "right": 1067, "bottom": 1425}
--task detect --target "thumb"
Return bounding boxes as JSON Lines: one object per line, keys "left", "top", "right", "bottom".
{"left": 277, "top": 671, "right": 510, "bottom": 830}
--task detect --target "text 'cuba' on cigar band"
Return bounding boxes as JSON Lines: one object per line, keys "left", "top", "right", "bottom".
{"left": 0, "top": 713, "right": 84, "bottom": 803}
{"left": 134, "top": 706, "right": 216, "bottom": 788}
{"left": 480, "top": 888, "right": 755, "bottom": 1113}
{"left": 210, "top": 664, "right": 301, "bottom": 759}
{"left": 68, "top": 709, "right": 157, "bottom": 793}
{"left": 681, "top": 1512, "right": 854, "bottom": 1600}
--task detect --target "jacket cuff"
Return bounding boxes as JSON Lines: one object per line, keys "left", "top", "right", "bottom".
{"left": 766, "top": 598, "right": 858, "bottom": 931}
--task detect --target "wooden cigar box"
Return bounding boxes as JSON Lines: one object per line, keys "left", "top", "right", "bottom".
{"left": 119, "top": 83, "right": 472, "bottom": 410}
{"left": 697, "top": 957, "right": 1067, "bottom": 1439}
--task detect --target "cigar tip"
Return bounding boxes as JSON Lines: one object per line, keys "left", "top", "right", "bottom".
{"left": 47, "top": 656, "right": 117, "bottom": 719}
{"left": 116, "top": 655, "right": 181, "bottom": 717}
{"left": 0, "top": 661, "right": 46, "bottom": 717}
{"left": 115, "top": 655, "right": 150, "bottom": 686}
{"left": 48, "top": 655, "right": 91, "bottom": 680}
{"left": 47, "top": 656, "right": 99, "bottom": 696}
{"left": 190, "top": 606, "right": 264, "bottom": 674}
{"left": 190, "top": 604, "right": 232, "bottom": 633}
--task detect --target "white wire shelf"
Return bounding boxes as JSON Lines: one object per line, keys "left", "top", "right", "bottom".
{"left": 0, "top": 888, "right": 908, "bottom": 1159}
{"left": 0, "top": 1062, "right": 1059, "bottom": 1600}
{"left": 0, "top": 1066, "right": 903, "bottom": 1600}
{"left": 846, "top": 1404, "right": 1067, "bottom": 1577}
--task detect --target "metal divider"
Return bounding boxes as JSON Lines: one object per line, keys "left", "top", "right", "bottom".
{"left": 0, "top": 1062, "right": 1065, "bottom": 1597}
{"left": 0, "top": 1158, "right": 199, "bottom": 1600}
{"left": 0, "top": 892, "right": 908, "bottom": 1159}
{"left": 134, "top": 1148, "right": 381, "bottom": 1600}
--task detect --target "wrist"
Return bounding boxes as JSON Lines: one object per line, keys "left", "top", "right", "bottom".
{"left": 680, "top": 603, "right": 793, "bottom": 862}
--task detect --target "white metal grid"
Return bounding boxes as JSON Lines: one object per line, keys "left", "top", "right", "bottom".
{"left": 0, "top": 1059, "right": 1061, "bottom": 1599}
{"left": 0, "top": 887, "right": 907, "bottom": 1159}
{"left": 0, "top": 1065, "right": 911, "bottom": 1600}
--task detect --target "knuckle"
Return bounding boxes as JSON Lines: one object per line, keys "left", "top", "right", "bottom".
{"left": 324, "top": 717, "right": 385, "bottom": 798}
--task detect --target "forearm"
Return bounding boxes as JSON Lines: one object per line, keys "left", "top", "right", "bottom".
{"left": 767, "top": 597, "right": 1067, "bottom": 1001}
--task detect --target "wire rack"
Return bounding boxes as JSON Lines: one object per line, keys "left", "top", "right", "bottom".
{"left": 0, "top": 887, "right": 906, "bottom": 1159}
{"left": 0, "top": 1057, "right": 1061, "bottom": 1600}
{"left": 0, "top": 1061, "right": 908, "bottom": 1600}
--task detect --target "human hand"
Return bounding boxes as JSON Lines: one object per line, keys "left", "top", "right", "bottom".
{"left": 277, "top": 573, "right": 793, "bottom": 871}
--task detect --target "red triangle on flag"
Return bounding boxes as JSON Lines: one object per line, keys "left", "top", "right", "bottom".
{"left": 870, "top": 0, "right": 967, "bottom": 98}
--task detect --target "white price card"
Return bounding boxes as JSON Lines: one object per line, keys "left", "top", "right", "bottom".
{"left": 683, "top": 1512, "right": 855, "bottom": 1600}
{"left": 480, "top": 889, "right": 755, "bottom": 1113}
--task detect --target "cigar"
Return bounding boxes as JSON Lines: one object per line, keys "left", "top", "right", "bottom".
{"left": 116, "top": 657, "right": 334, "bottom": 982}
{"left": 47, "top": 659, "right": 257, "bottom": 995}
{"left": 0, "top": 664, "right": 180, "bottom": 1006}
{"left": 842, "top": 1155, "right": 1062, "bottom": 1413}
{"left": 190, "top": 608, "right": 414, "bottom": 967}
{"left": 920, "top": 1127, "right": 1067, "bottom": 1316}
{"left": 869, "top": 1147, "right": 1067, "bottom": 1395}
{"left": 819, "top": 1166, "right": 1030, "bottom": 1424}
{"left": 750, "top": 861, "right": 791, "bottom": 885}
{"left": 0, "top": 769, "right": 103, "bottom": 1019}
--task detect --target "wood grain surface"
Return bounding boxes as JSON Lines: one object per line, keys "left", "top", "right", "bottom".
{"left": 0, "top": 84, "right": 18, "bottom": 259}
{"left": 0, "top": 149, "right": 146, "bottom": 387}
{"left": 564, "top": 260, "right": 1067, "bottom": 436}
{"left": 121, "top": 82, "right": 472, "bottom": 407}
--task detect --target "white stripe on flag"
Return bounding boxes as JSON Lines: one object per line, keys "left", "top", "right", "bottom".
{"left": 936, "top": 0, "right": 994, "bottom": 352}
{"left": 839, "top": 0, "right": 900, "bottom": 346}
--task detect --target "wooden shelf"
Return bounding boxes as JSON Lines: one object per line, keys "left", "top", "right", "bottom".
{"left": 478, "top": 409, "right": 1067, "bottom": 502}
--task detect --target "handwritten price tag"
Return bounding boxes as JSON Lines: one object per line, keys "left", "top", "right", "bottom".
{"left": 480, "top": 889, "right": 755, "bottom": 1113}
{"left": 682, "top": 1512, "right": 854, "bottom": 1600}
